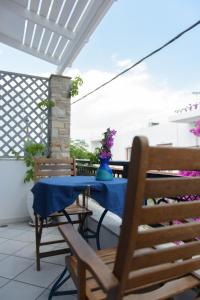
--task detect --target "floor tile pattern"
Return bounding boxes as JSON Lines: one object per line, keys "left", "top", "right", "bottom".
{"left": 0, "top": 223, "right": 77, "bottom": 299}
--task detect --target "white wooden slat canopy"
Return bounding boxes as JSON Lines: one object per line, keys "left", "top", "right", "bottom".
{"left": 0, "top": 0, "right": 116, "bottom": 74}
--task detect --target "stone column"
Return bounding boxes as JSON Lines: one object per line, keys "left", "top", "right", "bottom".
{"left": 49, "top": 74, "right": 71, "bottom": 158}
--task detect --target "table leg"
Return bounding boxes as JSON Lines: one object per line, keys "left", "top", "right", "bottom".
{"left": 83, "top": 209, "right": 108, "bottom": 250}
{"left": 78, "top": 213, "right": 88, "bottom": 235}
{"left": 48, "top": 210, "right": 80, "bottom": 298}
{"left": 60, "top": 209, "right": 73, "bottom": 224}
{"left": 48, "top": 265, "right": 77, "bottom": 299}
{"left": 48, "top": 208, "right": 108, "bottom": 298}
{"left": 96, "top": 209, "right": 108, "bottom": 250}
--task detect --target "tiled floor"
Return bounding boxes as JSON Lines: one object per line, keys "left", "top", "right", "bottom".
{"left": 0, "top": 222, "right": 77, "bottom": 299}
{"left": 0, "top": 218, "right": 197, "bottom": 300}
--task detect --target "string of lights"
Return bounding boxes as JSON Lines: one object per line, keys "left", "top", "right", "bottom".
{"left": 72, "top": 19, "right": 200, "bottom": 105}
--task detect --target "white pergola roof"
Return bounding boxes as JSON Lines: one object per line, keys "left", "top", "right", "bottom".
{"left": 0, "top": 0, "right": 116, "bottom": 74}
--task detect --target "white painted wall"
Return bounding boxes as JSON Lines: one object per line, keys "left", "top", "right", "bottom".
{"left": 0, "top": 160, "right": 31, "bottom": 224}
{"left": 111, "top": 122, "right": 198, "bottom": 160}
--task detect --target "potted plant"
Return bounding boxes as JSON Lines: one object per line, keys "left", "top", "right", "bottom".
{"left": 12, "top": 141, "right": 46, "bottom": 224}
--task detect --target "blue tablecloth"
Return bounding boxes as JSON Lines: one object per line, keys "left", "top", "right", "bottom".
{"left": 32, "top": 176, "right": 127, "bottom": 219}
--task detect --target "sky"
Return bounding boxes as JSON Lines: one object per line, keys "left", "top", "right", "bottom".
{"left": 1, "top": 0, "right": 200, "bottom": 144}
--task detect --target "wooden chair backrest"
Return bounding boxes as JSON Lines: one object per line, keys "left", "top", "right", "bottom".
{"left": 33, "top": 157, "right": 76, "bottom": 181}
{"left": 114, "top": 136, "right": 200, "bottom": 294}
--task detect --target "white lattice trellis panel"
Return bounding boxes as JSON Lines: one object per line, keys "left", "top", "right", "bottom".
{"left": 0, "top": 70, "right": 49, "bottom": 157}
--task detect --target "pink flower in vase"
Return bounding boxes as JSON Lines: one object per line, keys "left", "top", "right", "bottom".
{"left": 96, "top": 128, "right": 117, "bottom": 181}
{"left": 98, "top": 128, "right": 117, "bottom": 160}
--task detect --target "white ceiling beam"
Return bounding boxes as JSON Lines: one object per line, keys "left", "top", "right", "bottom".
{"left": 0, "top": 32, "right": 58, "bottom": 65}
{"left": 56, "top": 0, "right": 116, "bottom": 74}
{"left": 0, "top": 0, "right": 75, "bottom": 41}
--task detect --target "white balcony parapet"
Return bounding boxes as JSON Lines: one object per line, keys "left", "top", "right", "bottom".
{"left": 0, "top": 159, "right": 31, "bottom": 224}
{"left": 169, "top": 109, "right": 200, "bottom": 124}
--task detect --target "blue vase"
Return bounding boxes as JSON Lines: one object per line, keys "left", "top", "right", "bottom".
{"left": 96, "top": 158, "right": 113, "bottom": 181}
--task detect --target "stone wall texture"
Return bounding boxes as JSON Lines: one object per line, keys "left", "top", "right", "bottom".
{"left": 49, "top": 75, "right": 71, "bottom": 158}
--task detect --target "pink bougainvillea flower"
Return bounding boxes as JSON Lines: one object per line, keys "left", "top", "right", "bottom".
{"left": 99, "top": 151, "right": 112, "bottom": 159}
{"left": 190, "top": 119, "right": 200, "bottom": 137}
{"left": 98, "top": 128, "right": 116, "bottom": 159}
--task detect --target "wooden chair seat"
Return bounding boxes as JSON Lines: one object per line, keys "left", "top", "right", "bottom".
{"left": 63, "top": 233, "right": 200, "bottom": 299}
{"left": 59, "top": 137, "right": 200, "bottom": 299}
{"left": 67, "top": 248, "right": 116, "bottom": 300}
{"left": 49, "top": 204, "right": 92, "bottom": 217}
{"left": 40, "top": 204, "right": 92, "bottom": 229}
{"left": 67, "top": 246, "right": 200, "bottom": 300}
{"left": 64, "top": 204, "right": 92, "bottom": 215}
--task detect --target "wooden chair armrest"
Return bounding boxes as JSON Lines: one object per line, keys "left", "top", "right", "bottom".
{"left": 59, "top": 224, "right": 118, "bottom": 293}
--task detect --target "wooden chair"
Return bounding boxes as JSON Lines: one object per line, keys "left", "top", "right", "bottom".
{"left": 59, "top": 136, "right": 200, "bottom": 299}
{"left": 34, "top": 157, "right": 92, "bottom": 271}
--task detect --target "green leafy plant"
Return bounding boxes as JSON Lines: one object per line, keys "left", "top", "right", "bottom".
{"left": 70, "top": 75, "right": 83, "bottom": 97}
{"left": 37, "top": 99, "right": 55, "bottom": 109}
{"left": 70, "top": 140, "right": 98, "bottom": 164}
{"left": 11, "top": 141, "right": 46, "bottom": 183}
{"left": 11, "top": 98, "right": 51, "bottom": 183}
{"left": 23, "top": 141, "right": 46, "bottom": 183}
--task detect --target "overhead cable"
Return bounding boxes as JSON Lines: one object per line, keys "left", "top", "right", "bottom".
{"left": 72, "top": 19, "right": 200, "bottom": 105}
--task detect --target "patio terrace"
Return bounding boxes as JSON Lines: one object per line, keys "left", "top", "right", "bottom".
{"left": 0, "top": 208, "right": 198, "bottom": 300}
{"left": 0, "top": 203, "right": 121, "bottom": 300}
{"left": 1, "top": 74, "right": 200, "bottom": 299}
{"left": 1, "top": 2, "right": 200, "bottom": 299}
{"left": 0, "top": 222, "right": 74, "bottom": 300}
